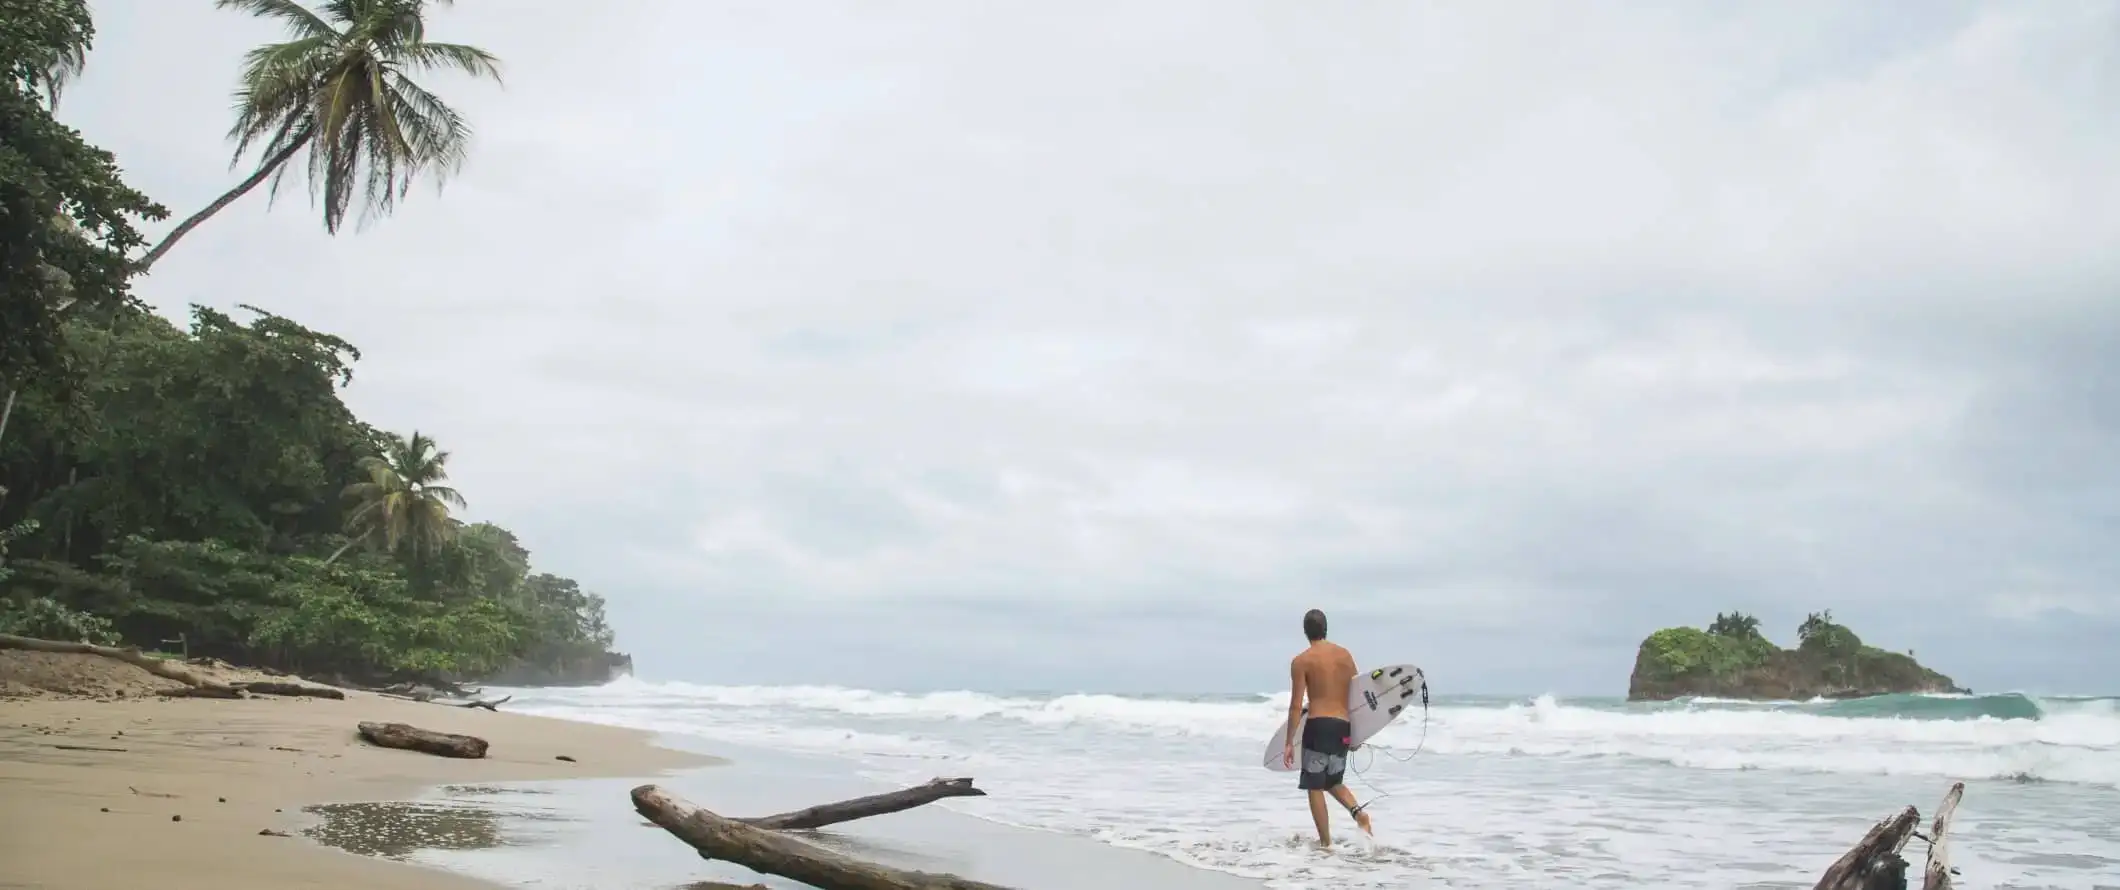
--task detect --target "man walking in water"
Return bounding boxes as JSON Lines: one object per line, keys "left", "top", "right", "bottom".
{"left": 1281, "top": 608, "right": 1374, "bottom": 847}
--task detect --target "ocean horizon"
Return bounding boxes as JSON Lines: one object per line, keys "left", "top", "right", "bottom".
{"left": 493, "top": 679, "right": 2120, "bottom": 889}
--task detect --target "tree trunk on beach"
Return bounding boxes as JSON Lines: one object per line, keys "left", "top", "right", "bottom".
{"left": 634, "top": 784, "right": 1020, "bottom": 890}
{"left": 1921, "top": 783, "right": 1963, "bottom": 890}
{"left": 132, "top": 135, "right": 311, "bottom": 275}
{"left": 0, "top": 633, "right": 239, "bottom": 695}
{"left": 236, "top": 680, "right": 346, "bottom": 700}
{"left": 738, "top": 777, "right": 986, "bottom": 831}
{"left": 1812, "top": 783, "right": 1965, "bottom": 890}
{"left": 356, "top": 721, "right": 489, "bottom": 759}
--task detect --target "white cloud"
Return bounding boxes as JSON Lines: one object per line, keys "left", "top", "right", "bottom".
{"left": 56, "top": 0, "right": 2120, "bottom": 691}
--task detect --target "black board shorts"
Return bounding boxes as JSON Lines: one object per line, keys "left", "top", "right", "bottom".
{"left": 1297, "top": 716, "right": 1352, "bottom": 790}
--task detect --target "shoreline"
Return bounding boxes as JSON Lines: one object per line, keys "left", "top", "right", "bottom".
{"left": 0, "top": 678, "right": 716, "bottom": 890}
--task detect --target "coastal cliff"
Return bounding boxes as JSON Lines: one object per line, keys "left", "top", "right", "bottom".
{"left": 1627, "top": 611, "right": 1965, "bottom": 702}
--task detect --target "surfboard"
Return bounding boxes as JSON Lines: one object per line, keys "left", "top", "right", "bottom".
{"left": 1261, "top": 663, "right": 1426, "bottom": 772}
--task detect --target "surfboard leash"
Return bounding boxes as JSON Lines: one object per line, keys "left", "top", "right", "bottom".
{"left": 1350, "top": 673, "right": 1430, "bottom": 812}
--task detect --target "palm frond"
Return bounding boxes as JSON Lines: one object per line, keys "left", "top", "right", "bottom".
{"left": 214, "top": 0, "right": 337, "bottom": 40}
{"left": 389, "top": 42, "right": 503, "bottom": 83}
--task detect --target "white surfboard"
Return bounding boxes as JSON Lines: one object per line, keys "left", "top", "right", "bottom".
{"left": 1262, "top": 663, "right": 1426, "bottom": 771}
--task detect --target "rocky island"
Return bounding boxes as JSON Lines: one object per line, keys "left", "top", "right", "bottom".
{"left": 1627, "top": 611, "right": 1966, "bottom": 702}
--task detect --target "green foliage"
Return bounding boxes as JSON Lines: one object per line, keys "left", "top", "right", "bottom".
{"left": 0, "top": 1, "right": 607, "bottom": 685}
{"left": 1707, "top": 611, "right": 1763, "bottom": 640}
{"left": 1638, "top": 626, "right": 1775, "bottom": 681}
{"left": 1636, "top": 610, "right": 1954, "bottom": 700}
{"left": 0, "top": 0, "right": 169, "bottom": 384}
{"left": 0, "top": 306, "right": 622, "bottom": 684}
{"left": 137, "top": 0, "right": 505, "bottom": 270}
{"left": 0, "top": 594, "right": 117, "bottom": 643}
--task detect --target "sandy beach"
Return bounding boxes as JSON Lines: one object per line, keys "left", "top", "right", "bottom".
{"left": 0, "top": 651, "right": 714, "bottom": 890}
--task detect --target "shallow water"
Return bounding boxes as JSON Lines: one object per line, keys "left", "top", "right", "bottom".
{"left": 502, "top": 682, "right": 2120, "bottom": 889}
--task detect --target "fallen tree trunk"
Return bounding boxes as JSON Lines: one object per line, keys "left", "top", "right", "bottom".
{"left": 457, "top": 694, "right": 511, "bottom": 711}
{"left": 1, "top": 633, "right": 240, "bottom": 696}
{"left": 356, "top": 721, "right": 489, "bottom": 759}
{"left": 739, "top": 777, "right": 986, "bottom": 831}
{"left": 157, "top": 685, "right": 244, "bottom": 699}
{"left": 1814, "top": 783, "right": 1969, "bottom": 890}
{"left": 1923, "top": 783, "right": 1963, "bottom": 890}
{"left": 634, "top": 784, "right": 1018, "bottom": 890}
{"left": 237, "top": 680, "right": 346, "bottom": 700}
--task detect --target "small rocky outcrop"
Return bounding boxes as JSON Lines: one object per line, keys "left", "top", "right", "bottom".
{"left": 1627, "top": 611, "right": 1966, "bottom": 702}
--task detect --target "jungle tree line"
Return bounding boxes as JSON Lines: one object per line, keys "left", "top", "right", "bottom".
{"left": 0, "top": 0, "right": 615, "bottom": 683}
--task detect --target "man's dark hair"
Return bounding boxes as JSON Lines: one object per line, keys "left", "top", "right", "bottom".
{"left": 1302, "top": 609, "right": 1328, "bottom": 641}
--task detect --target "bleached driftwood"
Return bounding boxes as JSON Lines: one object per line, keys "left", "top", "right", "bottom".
{"left": 1922, "top": 783, "right": 1963, "bottom": 890}
{"left": 634, "top": 783, "right": 1018, "bottom": 890}
{"left": 1814, "top": 783, "right": 1968, "bottom": 890}
{"left": 738, "top": 776, "right": 987, "bottom": 831}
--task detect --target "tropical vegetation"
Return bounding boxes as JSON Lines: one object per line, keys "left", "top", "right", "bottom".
{"left": 1628, "top": 610, "right": 1962, "bottom": 702}
{"left": 2, "top": 0, "right": 616, "bottom": 685}
{"left": 135, "top": 0, "right": 503, "bottom": 272}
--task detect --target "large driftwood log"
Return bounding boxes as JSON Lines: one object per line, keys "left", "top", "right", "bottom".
{"left": 0, "top": 633, "right": 241, "bottom": 696}
{"left": 1814, "top": 784, "right": 1969, "bottom": 890}
{"left": 356, "top": 721, "right": 489, "bottom": 759}
{"left": 157, "top": 685, "right": 244, "bottom": 699}
{"left": 237, "top": 680, "right": 346, "bottom": 700}
{"left": 739, "top": 777, "right": 987, "bottom": 831}
{"left": 634, "top": 784, "right": 1019, "bottom": 890}
{"left": 1922, "top": 782, "right": 1963, "bottom": 890}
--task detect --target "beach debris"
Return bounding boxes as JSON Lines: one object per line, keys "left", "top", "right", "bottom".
{"left": 50, "top": 743, "right": 128, "bottom": 753}
{"left": 170, "top": 814, "right": 181, "bottom": 822}
{"left": 236, "top": 680, "right": 346, "bottom": 700}
{"left": 355, "top": 721, "right": 489, "bottom": 759}
{"left": 555, "top": 754, "right": 576, "bottom": 762}
{"left": 685, "top": 882, "right": 772, "bottom": 890}
{"left": 737, "top": 776, "right": 988, "bottom": 832}
{"left": 128, "top": 786, "right": 180, "bottom": 798}
{"left": 1812, "top": 782, "right": 1964, "bottom": 890}
{"left": 457, "top": 694, "right": 511, "bottom": 711}
{"left": 634, "top": 783, "right": 1018, "bottom": 890}
{"left": 258, "top": 828, "right": 291, "bottom": 837}
{"left": 0, "top": 633, "right": 242, "bottom": 698}
{"left": 157, "top": 685, "right": 244, "bottom": 699}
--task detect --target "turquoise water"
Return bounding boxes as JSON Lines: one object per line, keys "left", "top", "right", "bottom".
{"left": 504, "top": 683, "right": 2120, "bottom": 889}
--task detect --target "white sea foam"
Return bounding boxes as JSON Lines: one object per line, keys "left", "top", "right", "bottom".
{"left": 504, "top": 680, "right": 2120, "bottom": 889}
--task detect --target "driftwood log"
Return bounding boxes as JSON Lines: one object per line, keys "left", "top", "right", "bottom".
{"left": 157, "top": 685, "right": 244, "bottom": 699}
{"left": 635, "top": 783, "right": 1018, "bottom": 890}
{"left": 457, "top": 694, "right": 511, "bottom": 711}
{"left": 237, "top": 680, "right": 346, "bottom": 700}
{"left": 1814, "top": 783, "right": 1966, "bottom": 890}
{"left": 739, "top": 777, "right": 987, "bottom": 831}
{"left": 0, "top": 633, "right": 241, "bottom": 696}
{"left": 1922, "top": 782, "right": 1963, "bottom": 890}
{"left": 356, "top": 721, "right": 489, "bottom": 759}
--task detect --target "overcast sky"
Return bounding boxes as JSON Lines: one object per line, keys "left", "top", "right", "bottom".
{"left": 56, "top": 0, "right": 2120, "bottom": 695}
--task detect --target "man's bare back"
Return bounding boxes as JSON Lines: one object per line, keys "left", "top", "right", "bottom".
{"left": 1293, "top": 641, "right": 1357, "bottom": 721}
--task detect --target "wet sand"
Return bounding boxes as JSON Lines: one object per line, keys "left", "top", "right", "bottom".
{"left": 0, "top": 689, "right": 713, "bottom": 890}
{"left": 317, "top": 737, "right": 1269, "bottom": 890}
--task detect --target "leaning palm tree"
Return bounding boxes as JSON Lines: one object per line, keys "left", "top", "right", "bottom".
{"left": 330, "top": 430, "right": 468, "bottom": 563}
{"left": 133, "top": 0, "right": 502, "bottom": 273}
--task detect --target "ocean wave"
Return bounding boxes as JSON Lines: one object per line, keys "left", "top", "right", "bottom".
{"left": 502, "top": 679, "right": 2120, "bottom": 788}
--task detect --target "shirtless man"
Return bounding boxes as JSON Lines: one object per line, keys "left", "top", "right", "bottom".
{"left": 1281, "top": 608, "right": 1373, "bottom": 847}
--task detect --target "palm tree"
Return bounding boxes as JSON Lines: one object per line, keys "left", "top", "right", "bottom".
{"left": 330, "top": 430, "right": 467, "bottom": 563}
{"left": 133, "top": 0, "right": 502, "bottom": 273}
